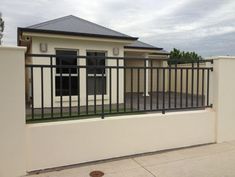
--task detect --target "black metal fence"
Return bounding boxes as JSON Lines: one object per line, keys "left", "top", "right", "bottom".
{"left": 25, "top": 54, "right": 213, "bottom": 123}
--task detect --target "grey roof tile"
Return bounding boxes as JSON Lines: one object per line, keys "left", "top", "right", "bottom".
{"left": 25, "top": 15, "right": 136, "bottom": 39}
{"left": 125, "top": 40, "right": 163, "bottom": 50}
{"left": 20, "top": 15, "right": 166, "bottom": 51}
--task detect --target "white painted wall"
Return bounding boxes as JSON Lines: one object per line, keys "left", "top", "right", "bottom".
{"left": 26, "top": 109, "right": 215, "bottom": 171}
{"left": 0, "top": 46, "right": 27, "bottom": 177}
{"left": 212, "top": 57, "right": 235, "bottom": 142}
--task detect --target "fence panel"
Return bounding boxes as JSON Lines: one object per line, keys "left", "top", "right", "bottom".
{"left": 25, "top": 54, "right": 213, "bottom": 123}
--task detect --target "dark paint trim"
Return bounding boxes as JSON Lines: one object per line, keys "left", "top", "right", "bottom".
{"left": 124, "top": 46, "right": 163, "bottom": 50}
{"left": 18, "top": 27, "right": 138, "bottom": 41}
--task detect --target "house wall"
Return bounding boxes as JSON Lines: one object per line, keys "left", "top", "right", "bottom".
{"left": 30, "top": 37, "right": 125, "bottom": 108}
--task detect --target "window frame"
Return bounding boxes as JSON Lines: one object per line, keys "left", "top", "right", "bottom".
{"left": 54, "top": 49, "right": 79, "bottom": 97}
{"left": 86, "top": 50, "right": 107, "bottom": 95}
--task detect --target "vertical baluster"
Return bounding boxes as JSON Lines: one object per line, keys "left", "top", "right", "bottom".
{"left": 124, "top": 64, "right": 126, "bottom": 113}
{"left": 137, "top": 68, "right": 140, "bottom": 110}
{"left": 117, "top": 59, "right": 119, "bottom": 112}
{"left": 31, "top": 67, "right": 34, "bottom": 120}
{"left": 109, "top": 68, "right": 112, "bottom": 113}
{"left": 41, "top": 67, "right": 44, "bottom": 119}
{"left": 162, "top": 68, "right": 165, "bottom": 114}
{"left": 69, "top": 67, "right": 72, "bottom": 117}
{"left": 131, "top": 68, "right": 133, "bottom": 111}
{"left": 156, "top": 68, "right": 159, "bottom": 109}
{"left": 101, "top": 64, "right": 105, "bottom": 118}
{"left": 150, "top": 60, "right": 153, "bottom": 110}
{"left": 186, "top": 68, "right": 189, "bottom": 107}
{"left": 207, "top": 68, "right": 210, "bottom": 106}
{"left": 168, "top": 63, "right": 171, "bottom": 109}
{"left": 59, "top": 58, "right": 63, "bottom": 117}
{"left": 50, "top": 57, "right": 53, "bottom": 118}
{"left": 180, "top": 68, "right": 183, "bottom": 108}
{"left": 174, "top": 63, "right": 177, "bottom": 108}
{"left": 77, "top": 64, "right": 80, "bottom": 116}
{"left": 94, "top": 58, "right": 97, "bottom": 114}
{"left": 86, "top": 58, "right": 88, "bottom": 115}
{"left": 144, "top": 60, "right": 146, "bottom": 110}
{"left": 191, "top": 62, "right": 194, "bottom": 107}
{"left": 202, "top": 69, "right": 205, "bottom": 106}
{"left": 196, "top": 61, "right": 200, "bottom": 107}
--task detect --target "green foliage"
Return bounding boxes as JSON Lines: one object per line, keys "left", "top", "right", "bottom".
{"left": 169, "top": 48, "right": 203, "bottom": 65}
{"left": 0, "top": 12, "right": 4, "bottom": 45}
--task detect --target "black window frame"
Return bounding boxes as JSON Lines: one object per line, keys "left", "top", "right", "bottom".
{"left": 55, "top": 50, "right": 78, "bottom": 96}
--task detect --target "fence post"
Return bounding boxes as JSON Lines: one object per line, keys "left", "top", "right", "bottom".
{"left": 212, "top": 56, "right": 235, "bottom": 143}
{"left": 0, "top": 46, "right": 27, "bottom": 177}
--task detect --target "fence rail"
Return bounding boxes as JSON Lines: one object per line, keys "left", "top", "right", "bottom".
{"left": 25, "top": 54, "right": 213, "bottom": 123}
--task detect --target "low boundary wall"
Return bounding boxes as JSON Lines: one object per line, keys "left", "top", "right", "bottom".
{"left": 26, "top": 109, "right": 215, "bottom": 171}
{"left": 1, "top": 47, "right": 234, "bottom": 177}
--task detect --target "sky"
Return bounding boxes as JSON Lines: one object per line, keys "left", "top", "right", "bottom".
{"left": 1, "top": 0, "right": 235, "bottom": 57}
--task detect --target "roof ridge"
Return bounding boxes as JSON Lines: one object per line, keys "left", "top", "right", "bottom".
{"left": 69, "top": 15, "right": 133, "bottom": 37}
{"left": 27, "top": 15, "right": 73, "bottom": 28}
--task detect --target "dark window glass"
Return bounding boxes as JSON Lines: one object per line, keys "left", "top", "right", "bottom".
{"left": 87, "top": 52, "right": 105, "bottom": 74}
{"left": 56, "top": 50, "right": 77, "bottom": 74}
{"left": 87, "top": 76, "right": 106, "bottom": 95}
{"left": 86, "top": 52, "right": 106, "bottom": 95}
{"left": 55, "top": 76, "right": 78, "bottom": 96}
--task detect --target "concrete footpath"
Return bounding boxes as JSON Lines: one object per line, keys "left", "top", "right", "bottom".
{"left": 26, "top": 141, "right": 235, "bottom": 177}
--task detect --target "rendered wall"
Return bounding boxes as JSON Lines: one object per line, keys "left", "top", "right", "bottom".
{"left": 0, "top": 46, "right": 27, "bottom": 177}
{"left": 26, "top": 109, "right": 215, "bottom": 171}
{"left": 213, "top": 57, "right": 235, "bottom": 142}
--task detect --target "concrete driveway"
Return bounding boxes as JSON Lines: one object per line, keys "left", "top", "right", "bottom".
{"left": 26, "top": 141, "right": 235, "bottom": 177}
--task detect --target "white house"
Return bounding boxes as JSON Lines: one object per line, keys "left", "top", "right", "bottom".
{"left": 18, "top": 15, "right": 169, "bottom": 108}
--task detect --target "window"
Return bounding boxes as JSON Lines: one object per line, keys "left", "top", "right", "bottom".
{"left": 87, "top": 51, "right": 106, "bottom": 95}
{"left": 55, "top": 50, "right": 78, "bottom": 96}
{"left": 56, "top": 50, "right": 77, "bottom": 74}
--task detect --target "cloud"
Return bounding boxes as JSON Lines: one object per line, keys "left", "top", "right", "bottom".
{"left": 1, "top": 0, "right": 235, "bottom": 56}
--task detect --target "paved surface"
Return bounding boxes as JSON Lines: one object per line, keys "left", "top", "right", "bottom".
{"left": 26, "top": 141, "right": 235, "bottom": 177}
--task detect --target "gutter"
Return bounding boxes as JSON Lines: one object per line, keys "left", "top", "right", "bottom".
{"left": 124, "top": 46, "right": 163, "bottom": 50}
{"left": 18, "top": 27, "right": 138, "bottom": 41}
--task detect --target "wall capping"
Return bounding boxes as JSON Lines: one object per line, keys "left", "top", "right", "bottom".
{"left": 206, "top": 56, "right": 235, "bottom": 60}
{"left": 0, "top": 45, "right": 27, "bottom": 52}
